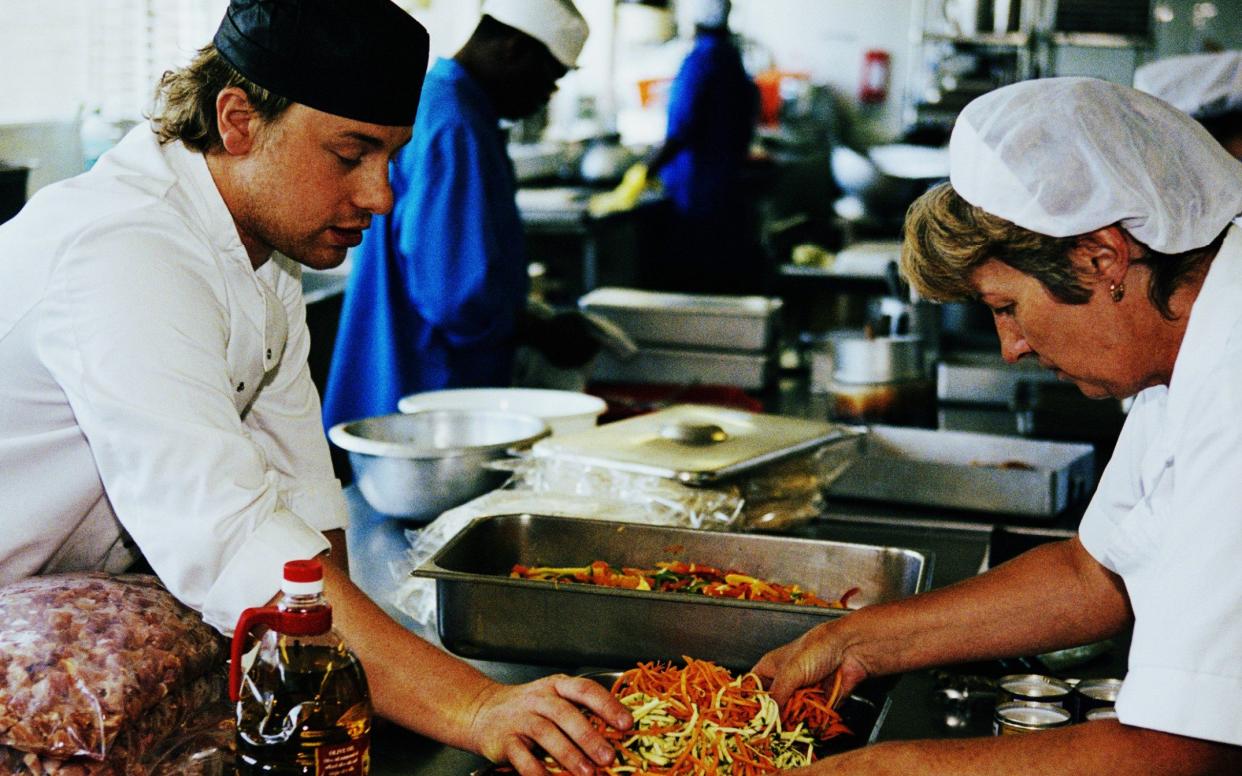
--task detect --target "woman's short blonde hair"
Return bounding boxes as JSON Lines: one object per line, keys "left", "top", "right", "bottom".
{"left": 901, "top": 181, "right": 1220, "bottom": 319}
{"left": 150, "top": 45, "right": 290, "bottom": 153}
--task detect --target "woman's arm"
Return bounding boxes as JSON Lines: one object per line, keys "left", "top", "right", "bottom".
{"left": 758, "top": 537, "right": 1131, "bottom": 702}
{"left": 795, "top": 720, "right": 1242, "bottom": 776}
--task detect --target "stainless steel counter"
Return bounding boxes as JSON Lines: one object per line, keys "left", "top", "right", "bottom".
{"left": 343, "top": 487, "right": 997, "bottom": 774}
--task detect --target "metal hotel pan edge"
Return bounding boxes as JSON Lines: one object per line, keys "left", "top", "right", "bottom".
{"left": 413, "top": 513, "right": 933, "bottom": 671}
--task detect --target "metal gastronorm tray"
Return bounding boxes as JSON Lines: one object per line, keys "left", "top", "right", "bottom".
{"left": 414, "top": 513, "right": 932, "bottom": 670}
{"left": 827, "top": 425, "right": 1095, "bottom": 518}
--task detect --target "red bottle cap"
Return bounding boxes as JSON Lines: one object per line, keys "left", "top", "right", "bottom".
{"left": 284, "top": 558, "right": 323, "bottom": 583}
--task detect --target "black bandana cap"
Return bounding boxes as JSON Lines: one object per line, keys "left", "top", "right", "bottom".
{"left": 214, "top": 0, "right": 430, "bottom": 127}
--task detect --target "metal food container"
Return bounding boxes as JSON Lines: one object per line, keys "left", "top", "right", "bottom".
{"left": 413, "top": 513, "right": 932, "bottom": 670}
{"left": 827, "top": 425, "right": 1094, "bottom": 518}
{"left": 579, "top": 287, "right": 783, "bottom": 352}
{"left": 591, "top": 346, "right": 774, "bottom": 390}
{"left": 531, "top": 404, "right": 864, "bottom": 486}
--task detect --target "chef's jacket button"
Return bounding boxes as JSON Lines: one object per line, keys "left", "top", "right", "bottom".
{"left": 236, "top": 382, "right": 245, "bottom": 392}
{"left": 266, "top": 348, "right": 272, "bottom": 359}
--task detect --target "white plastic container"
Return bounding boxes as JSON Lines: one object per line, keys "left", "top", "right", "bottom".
{"left": 397, "top": 387, "right": 606, "bottom": 436}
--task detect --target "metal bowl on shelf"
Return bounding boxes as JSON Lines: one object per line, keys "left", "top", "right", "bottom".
{"left": 328, "top": 410, "right": 550, "bottom": 521}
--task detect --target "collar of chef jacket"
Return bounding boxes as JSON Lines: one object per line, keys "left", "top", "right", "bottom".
{"left": 158, "top": 133, "right": 290, "bottom": 414}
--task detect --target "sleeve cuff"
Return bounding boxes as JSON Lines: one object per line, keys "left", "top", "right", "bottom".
{"left": 201, "top": 509, "right": 331, "bottom": 634}
{"left": 1076, "top": 501, "right": 1116, "bottom": 573}
{"left": 283, "top": 477, "right": 350, "bottom": 532}
{"left": 1118, "top": 664, "right": 1242, "bottom": 746}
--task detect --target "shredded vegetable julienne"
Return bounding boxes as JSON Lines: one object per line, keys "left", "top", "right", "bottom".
{"left": 544, "top": 658, "right": 852, "bottom": 775}
{"left": 510, "top": 560, "right": 860, "bottom": 610}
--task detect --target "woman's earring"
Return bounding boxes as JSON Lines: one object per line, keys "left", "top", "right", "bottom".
{"left": 1109, "top": 281, "right": 1125, "bottom": 303}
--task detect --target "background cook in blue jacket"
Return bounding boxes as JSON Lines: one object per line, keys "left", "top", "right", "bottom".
{"left": 323, "top": 0, "right": 596, "bottom": 429}
{"left": 646, "top": 0, "right": 760, "bottom": 295}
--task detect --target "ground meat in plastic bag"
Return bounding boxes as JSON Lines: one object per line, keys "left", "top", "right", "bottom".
{"left": 0, "top": 573, "right": 224, "bottom": 761}
{"left": 0, "top": 670, "right": 230, "bottom": 776}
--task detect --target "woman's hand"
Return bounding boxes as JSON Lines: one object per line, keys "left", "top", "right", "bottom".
{"left": 468, "top": 674, "right": 633, "bottom": 776}
{"left": 753, "top": 620, "right": 871, "bottom": 706}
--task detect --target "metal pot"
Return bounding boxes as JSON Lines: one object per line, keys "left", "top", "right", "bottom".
{"left": 825, "top": 333, "right": 934, "bottom": 425}
{"left": 328, "top": 410, "right": 550, "bottom": 520}
{"left": 579, "top": 134, "right": 636, "bottom": 184}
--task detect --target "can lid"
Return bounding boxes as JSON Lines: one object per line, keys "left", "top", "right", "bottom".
{"left": 995, "top": 701, "right": 1072, "bottom": 727}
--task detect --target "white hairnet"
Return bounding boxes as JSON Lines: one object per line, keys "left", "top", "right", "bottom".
{"left": 482, "top": 0, "right": 589, "bottom": 68}
{"left": 950, "top": 77, "right": 1242, "bottom": 254}
{"left": 687, "top": 0, "right": 731, "bottom": 29}
{"left": 1133, "top": 50, "right": 1242, "bottom": 119}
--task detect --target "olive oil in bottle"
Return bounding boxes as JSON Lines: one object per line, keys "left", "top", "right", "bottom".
{"left": 230, "top": 559, "right": 372, "bottom": 775}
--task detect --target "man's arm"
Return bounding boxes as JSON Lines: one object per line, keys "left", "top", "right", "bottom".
{"left": 317, "top": 536, "right": 631, "bottom": 776}
{"left": 759, "top": 537, "right": 1132, "bottom": 702}
{"left": 796, "top": 720, "right": 1242, "bottom": 775}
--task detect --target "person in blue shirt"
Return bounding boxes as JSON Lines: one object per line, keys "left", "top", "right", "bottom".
{"left": 323, "top": 0, "right": 595, "bottom": 429}
{"left": 646, "top": 0, "right": 760, "bottom": 294}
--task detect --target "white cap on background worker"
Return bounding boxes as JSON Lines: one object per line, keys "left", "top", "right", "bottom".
{"left": 481, "top": 0, "right": 589, "bottom": 68}
{"left": 1133, "top": 50, "right": 1242, "bottom": 119}
{"left": 687, "top": 0, "right": 732, "bottom": 30}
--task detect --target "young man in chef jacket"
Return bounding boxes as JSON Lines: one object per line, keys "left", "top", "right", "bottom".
{"left": 0, "top": 1, "right": 630, "bottom": 773}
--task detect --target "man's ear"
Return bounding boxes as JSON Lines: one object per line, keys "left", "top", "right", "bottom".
{"left": 1070, "top": 225, "right": 1134, "bottom": 288}
{"left": 216, "top": 87, "right": 258, "bottom": 156}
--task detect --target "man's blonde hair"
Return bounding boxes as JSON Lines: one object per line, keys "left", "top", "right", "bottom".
{"left": 150, "top": 45, "right": 290, "bottom": 153}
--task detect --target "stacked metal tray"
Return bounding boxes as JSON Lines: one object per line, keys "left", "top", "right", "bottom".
{"left": 827, "top": 425, "right": 1095, "bottom": 518}
{"left": 413, "top": 513, "right": 931, "bottom": 670}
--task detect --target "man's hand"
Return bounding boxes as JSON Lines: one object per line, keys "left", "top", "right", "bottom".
{"left": 468, "top": 674, "right": 633, "bottom": 776}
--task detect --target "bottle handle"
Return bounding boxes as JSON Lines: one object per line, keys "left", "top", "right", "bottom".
{"left": 229, "top": 606, "right": 283, "bottom": 702}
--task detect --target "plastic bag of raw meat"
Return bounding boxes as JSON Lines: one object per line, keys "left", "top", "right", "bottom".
{"left": 0, "top": 573, "right": 225, "bottom": 762}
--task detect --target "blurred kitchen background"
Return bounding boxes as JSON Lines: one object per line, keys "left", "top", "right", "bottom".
{"left": 2, "top": 0, "right": 1239, "bottom": 484}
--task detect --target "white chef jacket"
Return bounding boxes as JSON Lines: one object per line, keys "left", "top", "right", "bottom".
{"left": 0, "top": 125, "right": 347, "bottom": 633}
{"left": 1079, "top": 220, "right": 1242, "bottom": 746}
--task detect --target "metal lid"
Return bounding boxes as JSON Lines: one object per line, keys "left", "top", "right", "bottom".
{"left": 1085, "top": 706, "right": 1118, "bottom": 722}
{"left": 531, "top": 404, "right": 865, "bottom": 485}
{"left": 995, "top": 701, "right": 1072, "bottom": 729}
{"left": 999, "top": 673, "right": 1073, "bottom": 699}
{"left": 1076, "top": 678, "right": 1123, "bottom": 702}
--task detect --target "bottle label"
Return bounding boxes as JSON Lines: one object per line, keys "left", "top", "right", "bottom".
{"left": 316, "top": 735, "right": 370, "bottom": 776}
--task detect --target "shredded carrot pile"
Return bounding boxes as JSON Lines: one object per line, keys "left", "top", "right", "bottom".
{"left": 510, "top": 560, "right": 860, "bottom": 610}
{"left": 545, "top": 658, "right": 851, "bottom": 775}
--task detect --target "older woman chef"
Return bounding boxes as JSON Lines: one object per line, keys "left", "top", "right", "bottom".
{"left": 757, "top": 77, "right": 1242, "bottom": 774}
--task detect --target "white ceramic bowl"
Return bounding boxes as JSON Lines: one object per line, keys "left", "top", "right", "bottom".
{"left": 329, "top": 410, "right": 549, "bottom": 520}
{"left": 397, "top": 388, "right": 607, "bottom": 436}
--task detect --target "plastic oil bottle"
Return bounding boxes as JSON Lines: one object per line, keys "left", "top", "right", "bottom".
{"left": 230, "top": 559, "right": 372, "bottom": 775}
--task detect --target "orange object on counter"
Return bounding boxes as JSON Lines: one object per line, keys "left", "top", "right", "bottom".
{"left": 754, "top": 69, "right": 810, "bottom": 127}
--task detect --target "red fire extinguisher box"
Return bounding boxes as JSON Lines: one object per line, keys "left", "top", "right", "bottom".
{"left": 859, "top": 49, "right": 891, "bottom": 104}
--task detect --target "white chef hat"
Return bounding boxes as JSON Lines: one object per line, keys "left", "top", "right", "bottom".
{"left": 1133, "top": 50, "right": 1242, "bottom": 119}
{"left": 482, "top": 0, "right": 589, "bottom": 69}
{"left": 949, "top": 77, "right": 1242, "bottom": 254}
{"left": 687, "top": 0, "right": 731, "bottom": 29}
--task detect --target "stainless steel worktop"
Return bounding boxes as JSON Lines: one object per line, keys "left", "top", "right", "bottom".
{"left": 343, "top": 487, "right": 997, "bottom": 775}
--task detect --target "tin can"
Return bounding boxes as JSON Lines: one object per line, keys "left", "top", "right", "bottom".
{"left": 997, "top": 674, "right": 1073, "bottom": 708}
{"left": 1085, "top": 706, "right": 1119, "bottom": 722}
{"left": 1074, "top": 678, "right": 1123, "bottom": 721}
{"left": 994, "top": 701, "right": 1073, "bottom": 735}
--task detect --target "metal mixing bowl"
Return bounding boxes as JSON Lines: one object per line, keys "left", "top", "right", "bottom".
{"left": 328, "top": 410, "right": 550, "bottom": 521}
